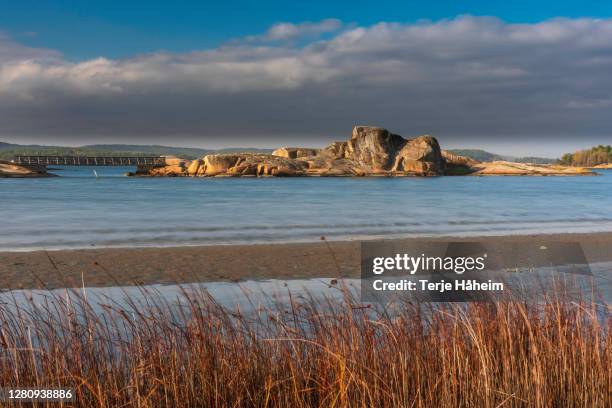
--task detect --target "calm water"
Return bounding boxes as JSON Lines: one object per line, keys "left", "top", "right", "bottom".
{"left": 1, "top": 167, "right": 611, "bottom": 251}
{"left": 3, "top": 262, "right": 611, "bottom": 312}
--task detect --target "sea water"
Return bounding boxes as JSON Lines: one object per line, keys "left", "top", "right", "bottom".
{"left": 1, "top": 167, "right": 611, "bottom": 251}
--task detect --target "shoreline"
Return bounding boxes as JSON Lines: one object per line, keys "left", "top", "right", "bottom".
{"left": 4, "top": 223, "right": 612, "bottom": 253}
{"left": 1, "top": 231, "right": 611, "bottom": 290}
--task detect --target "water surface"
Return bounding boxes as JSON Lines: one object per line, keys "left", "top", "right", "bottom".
{"left": 1, "top": 167, "right": 611, "bottom": 251}
{"left": 2, "top": 261, "right": 610, "bottom": 311}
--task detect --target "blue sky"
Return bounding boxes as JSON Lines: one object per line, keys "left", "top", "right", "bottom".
{"left": 3, "top": 0, "right": 612, "bottom": 58}
{"left": 1, "top": 2, "right": 612, "bottom": 156}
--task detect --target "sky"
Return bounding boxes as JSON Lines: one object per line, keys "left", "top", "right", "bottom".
{"left": 1, "top": 1, "right": 612, "bottom": 157}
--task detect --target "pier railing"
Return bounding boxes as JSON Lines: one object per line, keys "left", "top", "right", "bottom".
{"left": 13, "top": 156, "right": 166, "bottom": 166}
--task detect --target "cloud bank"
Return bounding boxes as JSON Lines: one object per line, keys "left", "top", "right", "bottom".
{"left": 1, "top": 16, "right": 611, "bottom": 153}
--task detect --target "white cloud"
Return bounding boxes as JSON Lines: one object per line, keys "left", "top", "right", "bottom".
{"left": 0, "top": 15, "right": 612, "bottom": 147}
{"left": 248, "top": 18, "right": 343, "bottom": 42}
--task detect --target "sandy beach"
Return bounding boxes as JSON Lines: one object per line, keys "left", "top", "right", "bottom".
{"left": 0, "top": 231, "right": 610, "bottom": 289}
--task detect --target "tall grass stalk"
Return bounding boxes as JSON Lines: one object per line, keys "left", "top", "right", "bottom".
{"left": 0, "top": 285, "right": 609, "bottom": 407}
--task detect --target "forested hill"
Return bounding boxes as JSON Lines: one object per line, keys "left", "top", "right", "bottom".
{"left": 446, "top": 149, "right": 555, "bottom": 164}
{"left": 0, "top": 142, "right": 272, "bottom": 161}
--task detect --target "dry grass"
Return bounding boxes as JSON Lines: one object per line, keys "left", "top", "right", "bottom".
{"left": 0, "top": 285, "right": 609, "bottom": 407}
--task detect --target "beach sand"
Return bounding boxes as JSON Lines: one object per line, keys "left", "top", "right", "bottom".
{"left": 1, "top": 232, "right": 611, "bottom": 289}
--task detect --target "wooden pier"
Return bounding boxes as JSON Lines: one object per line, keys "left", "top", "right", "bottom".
{"left": 13, "top": 156, "right": 166, "bottom": 166}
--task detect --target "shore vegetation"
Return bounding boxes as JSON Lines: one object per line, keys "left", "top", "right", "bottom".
{"left": 0, "top": 284, "right": 608, "bottom": 407}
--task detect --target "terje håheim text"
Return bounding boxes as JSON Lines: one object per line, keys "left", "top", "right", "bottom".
{"left": 370, "top": 254, "right": 504, "bottom": 293}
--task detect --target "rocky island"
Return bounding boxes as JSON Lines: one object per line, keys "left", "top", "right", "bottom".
{"left": 0, "top": 160, "right": 55, "bottom": 178}
{"left": 134, "top": 126, "right": 594, "bottom": 177}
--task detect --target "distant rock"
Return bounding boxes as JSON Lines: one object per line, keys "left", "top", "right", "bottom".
{"left": 442, "top": 153, "right": 594, "bottom": 176}
{"left": 332, "top": 126, "right": 406, "bottom": 170}
{"left": 141, "top": 156, "right": 188, "bottom": 176}
{"left": 272, "top": 147, "right": 319, "bottom": 159}
{"left": 467, "top": 161, "right": 594, "bottom": 176}
{"left": 393, "top": 135, "right": 445, "bottom": 175}
{"left": 202, "top": 153, "right": 308, "bottom": 176}
{"left": 302, "top": 126, "right": 442, "bottom": 176}
{"left": 442, "top": 150, "right": 480, "bottom": 167}
{"left": 441, "top": 150, "right": 480, "bottom": 175}
{"left": 187, "top": 158, "right": 203, "bottom": 175}
{"left": 0, "top": 161, "right": 55, "bottom": 177}
{"left": 132, "top": 126, "right": 594, "bottom": 178}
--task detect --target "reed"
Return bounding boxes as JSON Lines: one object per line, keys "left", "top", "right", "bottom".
{"left": 0, "top": 285, "right": 608, "bottom": 407}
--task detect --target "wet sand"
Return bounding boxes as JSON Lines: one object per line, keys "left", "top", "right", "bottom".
{"left": 0, "top": 232, "right": 611, "bottom": 289}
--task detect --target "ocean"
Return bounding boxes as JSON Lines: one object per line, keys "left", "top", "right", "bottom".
{"left": 1, "top": 167, "right": 611, "bottom": 251}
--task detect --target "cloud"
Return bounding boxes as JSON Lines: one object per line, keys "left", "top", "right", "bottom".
{"left": 0, "top": 15, "right": 612, "bottom": 152}
{"left": 262, "top": 18, "right": 343, "bottom": 41}
{"left": 0, "top": 33, "right": 59, "bottom": 63}
{"left": 246, "top": 18, "right": 343, "bottom": 42}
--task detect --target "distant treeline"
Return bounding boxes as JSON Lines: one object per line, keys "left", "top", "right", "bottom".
{"left": 446, "top": 149, "right": 555, "bottom": 164}
{"left": 558, "top": 145, "right": 611, "bottom": 166}
{"left": 0, "top": 142, "right": 272, "bottom": 161}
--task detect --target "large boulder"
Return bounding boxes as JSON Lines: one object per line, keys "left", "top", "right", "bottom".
{"left": 330, "top": 126, "right": 405, "bottom": 170}
{"left": 141, "top": 155, "right": 189, "bottom": 176}
{"left": 272, "top": 147, "right": 319, "bottom": 159}
{"left": 202, "top": 154, "right": 308, "bottom": 176}
{"left": 321, "top": 126, "right": 445, "bottom": 175}
{"left": 164, "top": 156, "right": 188, "bottom": 167}
{"left": 202, "top": 154, "right": 244, "bottom": 175}
{"left": 391, "top": 135, "right": 445, "bottom": 175}
{"left": 187, "top": 159, "right": 203, "bottom": 176}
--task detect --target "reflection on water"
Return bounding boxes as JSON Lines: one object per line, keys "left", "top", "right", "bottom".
{"left": 1, "top": 262, "right": 609, "bottom": 312}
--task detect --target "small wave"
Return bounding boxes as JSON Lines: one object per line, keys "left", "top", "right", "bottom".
{"left": 2, "top": 217, "right": 612, "bottom": 237}
{"left": 3, "top": 220, "right": 612, "bottom": 251}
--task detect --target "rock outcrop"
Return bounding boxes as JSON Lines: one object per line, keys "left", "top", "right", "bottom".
{"left": 317, "top": 127, "right": 445, "bottom": 175}
{"left": 0, "top": 161, "right": 55, "bottom": 178}
{"left": 441, "top": 150, "right": 480, "bottom": 175}
{"left": 201, "top": 154, "right": 308, "bottom": 176}
{"left": 328, "top": 126, "right": 406, "bottom": 170}
{"left": 272, "top": 147, "right": 319, "bottom": 159}
{"left": 133, "top": 126, "right": 595, "bottom": 177}
{"left": 136, "top": 126, "right": 447, "bottom": 177}
{"left": 467, "top": 161, "right": 594, "bottom": 176}
{"left": 142, "top": 156, "right": 189, "bottom": 176}
{"left": 442, "top": 150, "right": 480, "bottom": 167}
